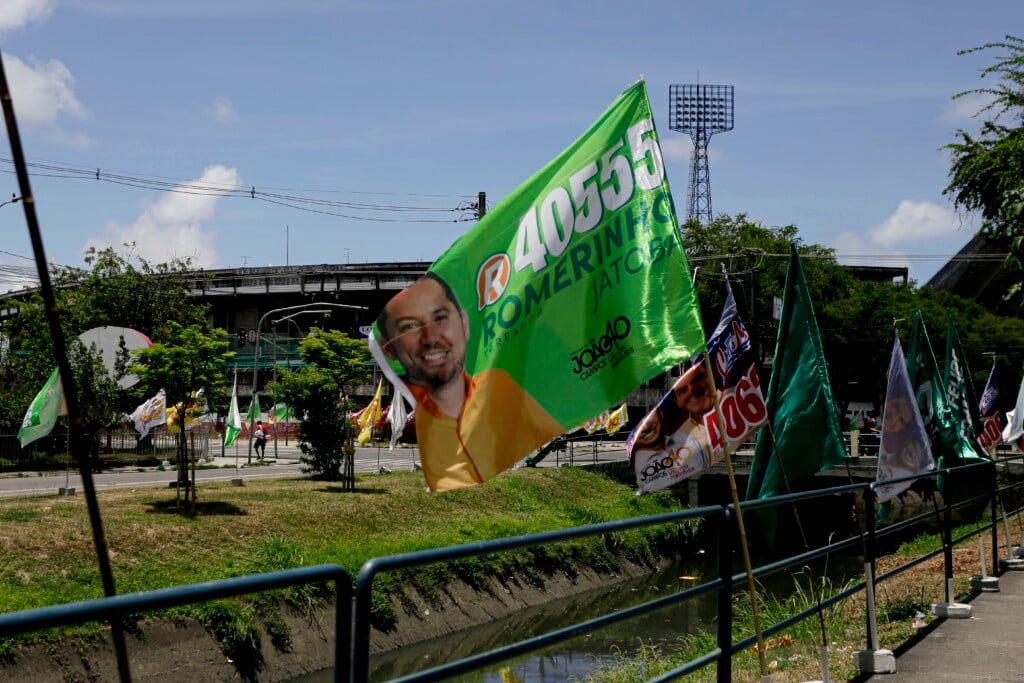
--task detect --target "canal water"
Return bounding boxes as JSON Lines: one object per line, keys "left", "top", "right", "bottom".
{"left": 290, "top": 552, "right": 862, "bottom": 682}
{"left": 290, "top": 558, "right": 720, "bottom": 682}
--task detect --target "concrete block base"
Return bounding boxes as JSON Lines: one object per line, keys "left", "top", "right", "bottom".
{"left": 231, "top": 478, "right": 244, "bottom": 487}
{"left": 1000, "top": 557, "right": 1024, "bottom": 571}
{"left": 1011, "top": 546, "right": 1024, "bottom": 559}
{"left": 970, "top": 575, "right": 1000, "bottom": 592}
{"left": 932, "top": 602, "right": 972, "bottom": 618}
{"left": 58, "top": 487, "right": 75, "bottom": 496}
{"left": 854, "top": 649, "right": 896, "bottom": 674}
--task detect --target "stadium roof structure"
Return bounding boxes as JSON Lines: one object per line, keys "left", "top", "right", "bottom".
{"left": 926, "top": 233, "right": 1018, "bottom": 314}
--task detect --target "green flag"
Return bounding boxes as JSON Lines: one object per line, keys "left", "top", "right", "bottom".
{"left": 944, "top": 312, "right": 987, "bottom": 459}
{"left": 940, "top": 312, "right": 994, "bottom": 510}
{"left": 906, "top": 311, "right": 962, "bottom": 461}
{"left": 746, "top": 245, "right": 847, "bottom": 503}
{"left": 246, "top": 395, "right": 260, "bottom": 422}
{"left": 225, "top": 376, "right": 242, "bottom": 448}
{"left": 18, "top": 368, "right": 63, "bottom": 448}
{"left": 369, "top": 79, "right": 705, "bottom": 492}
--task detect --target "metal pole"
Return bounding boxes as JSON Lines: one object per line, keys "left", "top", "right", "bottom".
{"left": 246, "top": 302, "right": 366, "bottom": 463}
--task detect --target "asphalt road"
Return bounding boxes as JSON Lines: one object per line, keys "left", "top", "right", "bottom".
{"left": 0, "top": 442, "right": 628, "bottom": 498}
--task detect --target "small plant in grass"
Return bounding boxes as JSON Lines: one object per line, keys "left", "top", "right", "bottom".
{"left": 191, "top": 600, "right": 262, "bottom": 678}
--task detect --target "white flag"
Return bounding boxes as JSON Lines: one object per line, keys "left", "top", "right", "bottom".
{"left": 18, "top": 368, "right": 64, "bottom": 448}
{"left": 875, "top": 336, "right": 934, "bottom": 503}
{"left": 131, "top": 389, "right": 167, "bottom": 440}
{"left": 387, "top": 390, "right": 408, "bottom": 451}
{"left": 1002, "top": 375, "right": 1024, "bottom": 446}
{"left": 225, "top": 378, "right": 242, "bottom": 447}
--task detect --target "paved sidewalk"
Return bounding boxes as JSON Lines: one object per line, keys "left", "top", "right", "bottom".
{"left": 863, "top": 568, "right": 1024, "bottom": 682}
{"left": 0, "top": 441, "right": 629, "bottom": 498}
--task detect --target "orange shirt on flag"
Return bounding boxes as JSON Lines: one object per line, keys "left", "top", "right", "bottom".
{"left": 409, "top": 369, "right": 562, "bottom": 492}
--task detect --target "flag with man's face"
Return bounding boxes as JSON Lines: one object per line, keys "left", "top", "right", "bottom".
{"left": 368, "top": 80, "right": 705, "bottom": 492}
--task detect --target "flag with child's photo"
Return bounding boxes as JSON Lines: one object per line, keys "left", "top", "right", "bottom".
{"left": 875, "top": 334, "right": 934, "bottom": 503}
{"left": 629, "top": 278, "right": 766, "bottom": 494}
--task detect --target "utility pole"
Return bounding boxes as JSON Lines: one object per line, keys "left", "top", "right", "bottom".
{"left": 476, "top": 191, "right": 486, "bottom": 220}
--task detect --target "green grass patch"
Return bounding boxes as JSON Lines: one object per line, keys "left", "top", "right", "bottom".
{"left": 0, "top": 466, "right": 692, "bottom": 675}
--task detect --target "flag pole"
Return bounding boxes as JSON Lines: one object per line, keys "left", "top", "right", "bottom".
{"left": 763, "top": 419, "right": 834, "bottom": 681}
{"left": 0, "top": 49, "right": 133, "bottom": 682}
{"left": 701, "top": 352, "right": 770, "bottom": 680}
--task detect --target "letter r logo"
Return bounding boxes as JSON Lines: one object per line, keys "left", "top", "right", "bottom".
{"left": 476, "top": 254, "right": 511, "bottom": 310}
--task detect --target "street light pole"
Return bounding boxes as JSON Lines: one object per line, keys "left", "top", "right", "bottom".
{"left": 246, "top": 301, "right": 366, "bottom": 463}
{"left": 267, "top": 309, "right": 330, "bottom": 458}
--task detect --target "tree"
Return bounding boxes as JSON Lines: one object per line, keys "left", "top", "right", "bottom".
{"left": 944, "top": 35, "right": 1024, "bottom": 291}
{"left": 0, "top": 245, "right": 208, "bottom": 434}
{"left": 270, "top": 328, "right": 371, "bottom": 480}
{"left": 131, "top": 322, "right": 231, "bottom": 511}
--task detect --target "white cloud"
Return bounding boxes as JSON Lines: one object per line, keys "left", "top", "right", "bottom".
{"left": 939, "top": 91, "right": 998, "bottom": 126}
{"left": 83, "top": 165, "right": 241, "bottom": 269}
{"left": 4, "top": 54, "right": 87, "bottom": 126}
{"left": 207, "top": 96, "right": 237, "bottom": 124}
{"left": 659, "top": 135, "right": 722, "bottom": 163}
{"left": 0, "top": 0, "right": 52, "bottom": 32}
{"left": 869, "top": 200, "right": 961, "bottom": 248}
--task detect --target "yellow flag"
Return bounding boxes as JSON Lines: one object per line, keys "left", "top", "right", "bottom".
{"left": 604, "top": 403, "right": 628, "bottom": 435}
{"left": 358, "top": 380, "right": 383, "bottom": 445}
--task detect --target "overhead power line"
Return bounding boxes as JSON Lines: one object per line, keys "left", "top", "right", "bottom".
{"left": 0, "top": 156, "right": 478, "bottom": 224}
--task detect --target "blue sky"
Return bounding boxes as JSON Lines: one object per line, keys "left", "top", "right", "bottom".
{"left": 0, "top": 0, "right": 1019, "bottom": 290}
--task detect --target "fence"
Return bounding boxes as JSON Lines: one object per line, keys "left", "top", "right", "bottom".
{"left": 0, "top": 454, "right": 1019, "bottom": 682}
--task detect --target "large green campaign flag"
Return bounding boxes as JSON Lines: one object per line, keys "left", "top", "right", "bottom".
{"left": 370, "top": 79, "right": 705, "bottom": 491}
{"left": 746, "top": 245, "right": 847, "bottom": 502}
{"left": 432, "top": 79, "right": 702, "bottom": 425}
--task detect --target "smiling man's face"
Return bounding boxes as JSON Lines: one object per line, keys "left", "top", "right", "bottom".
{"left": 382, "top": 277, "right": 468, "bottom": 393}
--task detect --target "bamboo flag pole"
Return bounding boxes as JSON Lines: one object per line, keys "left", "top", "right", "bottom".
{"left": 763, "top": 419, "right": 833, "bottom": 683}
{"left": 0, "top": 50, "right": 133, "bottom": 682}
{"left": 701, "top": 352, "right": 770, "bottom": 680}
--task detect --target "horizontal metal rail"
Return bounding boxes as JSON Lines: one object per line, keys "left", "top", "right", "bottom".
{"left": 0, "top": 564, "right": 352, "bottom": 683}
{"left": 3, "top": 451, "right": 1023, "bottom": 682}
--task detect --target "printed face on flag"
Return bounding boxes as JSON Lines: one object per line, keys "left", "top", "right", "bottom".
{"left": 368, "top": 80, "right": 705, "bottom": 493}
{"left": 378, "top": 274, "right": 469, "bottom": 396}
{"left": 631, "top": 279, "right": 766, "bottom": 495}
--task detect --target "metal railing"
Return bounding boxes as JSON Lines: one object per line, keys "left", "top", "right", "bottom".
{"left": 0, "top": 453, "right": 1020, "bottom": 682}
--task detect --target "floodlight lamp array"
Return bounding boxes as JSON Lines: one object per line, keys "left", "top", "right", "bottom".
{"left": 669, "top": 84, "right": 734, "bottom": 135}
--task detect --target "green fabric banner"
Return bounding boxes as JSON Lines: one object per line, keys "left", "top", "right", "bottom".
{"left": 906, "top": 311, "right": 961, "bottom": 460}
{"left": 944, "top": 312, "right": 987, "bottom": 458}
{"left": 18, "top": 368, "right": 63, "bottom": 448}
{"left": 746, "top": 245, "right": 847, "bottom": 503}
{"left": 370, "top": 80, "right": 704, "bottom": 491}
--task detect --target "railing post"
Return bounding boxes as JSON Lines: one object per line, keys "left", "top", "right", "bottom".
{"left": 717, "top": 507, "right": 733, "bottom": 683}
{"left": 933, "top": 467, "right": 972, "bottom": 618}
{"left": 863, "top": 486, "right": 878, "bottom": 651}
{"left": 992, "top": 473, "right": 1000, "bottom": 574}
{"left": 352, "top": 565, "right": 376, "bottom": 683}
{"left": 335, "top": 570, "right": 352, "bottom": 683}
{"left": 855, "top": 485, "right": 895, "bottom": 674}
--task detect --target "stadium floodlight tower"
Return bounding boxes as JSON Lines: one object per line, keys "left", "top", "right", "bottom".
{"left": 669, "top": 84, "right": 734, "bottom": 225}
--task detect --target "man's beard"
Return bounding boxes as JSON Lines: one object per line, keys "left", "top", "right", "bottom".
{"left": 407, "top": 347, "right": 465, "bottom": 391}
